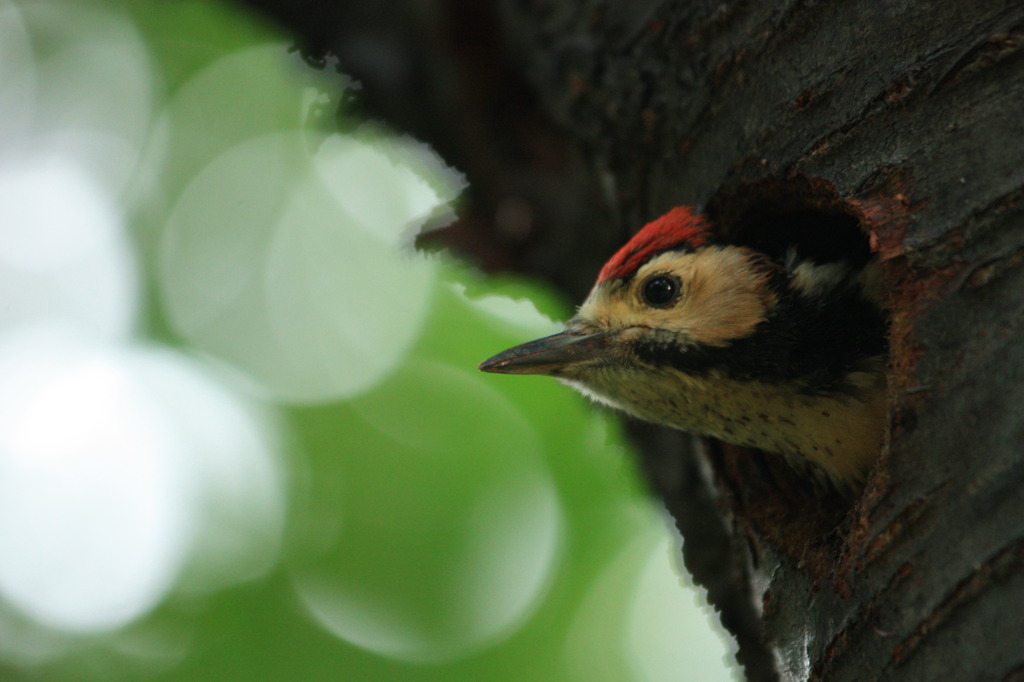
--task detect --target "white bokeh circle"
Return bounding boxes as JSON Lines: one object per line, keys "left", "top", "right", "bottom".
{"left": 160, "top": 131, "right": 447, "bottom": 403}
{"left": 0, "top": 154, "right": 138, "bottom": 341}
{"left": 0, "top": 327, "right": 285, "bottom": 633}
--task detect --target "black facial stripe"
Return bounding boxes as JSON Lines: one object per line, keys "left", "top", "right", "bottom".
{"left": 632, "top": 280, "right": 887, "bottom": 395}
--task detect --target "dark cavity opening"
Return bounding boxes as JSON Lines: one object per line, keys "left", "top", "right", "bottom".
{"left": 700, "top": 177, "right": 883, "bottom": 538}
{"left": 706, "top": 176, "right": 872, "bottom": 268}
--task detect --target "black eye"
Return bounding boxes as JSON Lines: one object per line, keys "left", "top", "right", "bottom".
{"left": 641, "top": 275, "right": 680, "bottom": 307}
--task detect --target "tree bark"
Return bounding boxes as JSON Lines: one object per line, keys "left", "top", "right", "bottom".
{"left": 246, "top": 0, "right": 1024, "bottom": 679}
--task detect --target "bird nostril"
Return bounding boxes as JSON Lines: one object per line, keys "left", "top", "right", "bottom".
{"left": 564, "top": 319, "right": 599, "bottom": 336}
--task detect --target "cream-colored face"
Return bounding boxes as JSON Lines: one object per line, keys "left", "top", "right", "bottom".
{"left": 575, "top": 246, "right": 778, "bottom": 349}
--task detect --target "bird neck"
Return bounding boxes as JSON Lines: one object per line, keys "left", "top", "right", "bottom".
{"left": 565, "top": 361, "right": 886, "bottom": 492}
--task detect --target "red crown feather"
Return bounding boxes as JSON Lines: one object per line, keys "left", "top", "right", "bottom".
{"left": 597, "top": 207, "right": 709, "bottom": 283}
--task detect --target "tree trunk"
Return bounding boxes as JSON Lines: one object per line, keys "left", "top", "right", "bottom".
{"left": 248, "top": 0, "right": 1024, "bottom": 679}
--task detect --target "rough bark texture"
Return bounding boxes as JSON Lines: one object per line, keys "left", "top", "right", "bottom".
{"left": 242, "top": 0, "right": 1024, "bottom": 679}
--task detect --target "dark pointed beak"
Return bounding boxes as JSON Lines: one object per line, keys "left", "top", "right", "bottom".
{"left": 479, "top": 330, "right": 614, "bottom": 376}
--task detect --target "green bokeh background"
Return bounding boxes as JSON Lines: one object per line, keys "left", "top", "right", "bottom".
{"left": 0, "top": 1, "right": 736, "bottom": 679}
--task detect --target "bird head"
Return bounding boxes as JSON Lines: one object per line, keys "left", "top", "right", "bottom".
{"left": 479, "top": 207, "right": 778, "bottom": 392}
{"left": 479, "top": 206, "right": 888, "bottom": 494}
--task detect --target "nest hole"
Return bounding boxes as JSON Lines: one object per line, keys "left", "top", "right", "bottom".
{"left": 707, "top": 176, "right": 872, "bottom": 268}
{"left": 702, "top": 177, "right": 879, "bottom": 566}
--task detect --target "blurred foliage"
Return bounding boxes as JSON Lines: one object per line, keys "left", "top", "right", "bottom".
{"left": 0, "top": 0, "right": 736, "bottom": 680}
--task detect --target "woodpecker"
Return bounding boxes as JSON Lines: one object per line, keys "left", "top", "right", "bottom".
{"left": 479, "top": 207, "right": 888, "bottom": 495}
